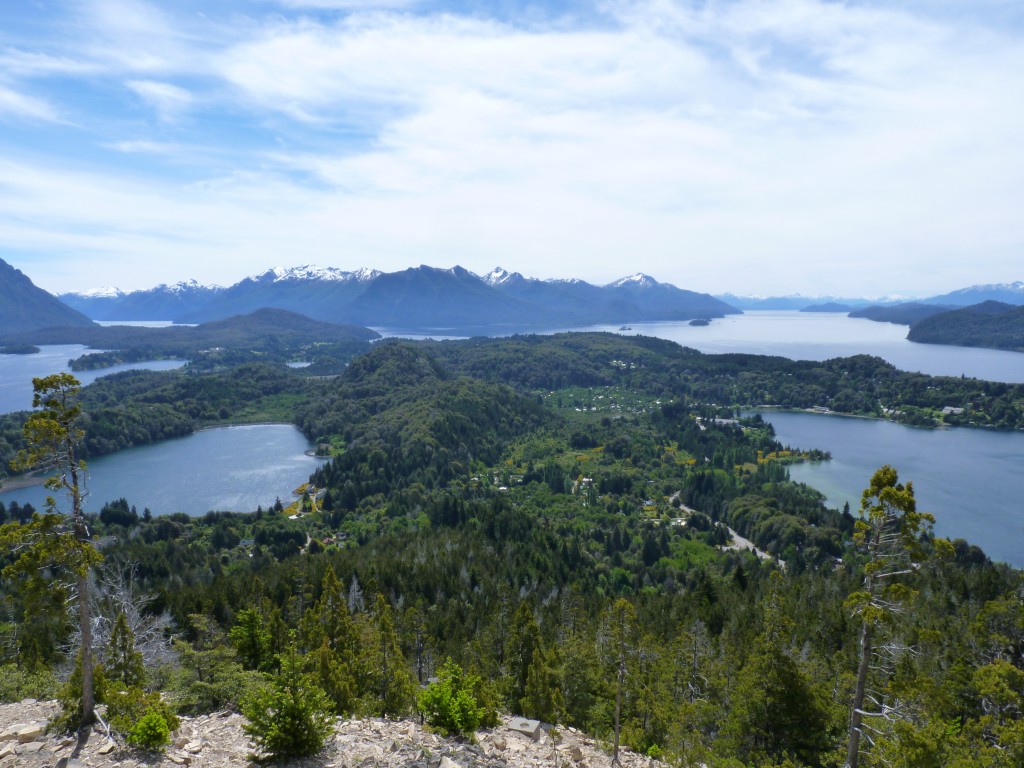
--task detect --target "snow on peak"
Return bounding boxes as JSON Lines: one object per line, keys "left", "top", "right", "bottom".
{"left": 165, "top": 279, "right": 207, "bottom": 294}
{"left": 64, "top": 286, "right": 124, "bottom": 299}
{"left": 950, "top": 281, "right": 1024, "bottom": 294}
{"left": 350, "top": 267, "right": 381, "bottom": 282}
{"left": 609, "top": 273, "right": 658, "bottom": 288}
{"left": 481, "top": 267, "right": 520, "bottom": 286}
{"left": 255, "top": 265, "right": 379, "bottom": 283}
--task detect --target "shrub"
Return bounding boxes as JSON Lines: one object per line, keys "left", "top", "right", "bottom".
{"left": 243, "top": 645, "right": 334, "bottom": 758}
{"left": 106, "top": 685, "right": 179, "bottom": 750}
{"left": 418, "top": 658, "right": 492, "bottom": 736}
{"left": 50, "top": 656, "right": 108, "bottom": 734}
{"left": 0, "top": 663, "right": 59, "bottom": 702}
{"left": 127, "top": 711, "right": 171, "bottom": 750}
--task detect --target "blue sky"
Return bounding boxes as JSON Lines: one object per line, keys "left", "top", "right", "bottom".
{"left": 1, "top": 0, "right": 1022, "bottom": 297}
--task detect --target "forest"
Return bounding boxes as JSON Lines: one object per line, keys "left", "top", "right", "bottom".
{"left": 0, "top": 333, "right": 1022, "bottom": 767}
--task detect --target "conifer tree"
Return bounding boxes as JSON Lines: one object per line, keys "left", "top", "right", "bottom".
{"left": 106, "top": 611, "right": 145, "bottom": 689}
{"left": 360, "top": 593, "right": 416, "bottom": 716}
{"left": 1, "top": 373, "right": 101, "bottom": 727}
{"left": 844, "top": 466, "right": 949, "bottom": 768}
{"left": 599, "top": 598, "right": 638, "bottom": 766}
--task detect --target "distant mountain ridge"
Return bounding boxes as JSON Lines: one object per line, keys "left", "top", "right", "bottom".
{"left": 0, "top": 257, "right": 96, "bottom": 335}
{"left": 60, "top": 264, "right": 739, "bottom": 330}
{"left": 922, "top": 281, "right": 1024, "bottom": 307}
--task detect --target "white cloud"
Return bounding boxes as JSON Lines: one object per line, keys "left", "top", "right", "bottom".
{"left": 0, "top": 84, "right": 62, "bottom": 122}
{"left": 2, "top": 1, "right": 1024, "bottom": 296}
{"left": 127, "top": 79, "right": 194, "bottom": 121}
{"left": 272, "top": 0, "right": 422, "bottom": 8}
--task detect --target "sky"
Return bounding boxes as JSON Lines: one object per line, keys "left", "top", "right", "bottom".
{"left": 1, "top": 0, "right": 1022, "bottom": 298}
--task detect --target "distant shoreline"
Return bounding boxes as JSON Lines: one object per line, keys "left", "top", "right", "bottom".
{"left": 0, "top": 471, "right": 46, "bottom": 492}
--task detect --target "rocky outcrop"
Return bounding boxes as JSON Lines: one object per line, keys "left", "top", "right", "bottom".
{"left": 0, "top": 701, "right": 662, "bottom": 768}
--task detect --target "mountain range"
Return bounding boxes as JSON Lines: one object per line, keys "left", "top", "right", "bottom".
{"left": 57, "top": 264, "right": 739, "bottom": 329}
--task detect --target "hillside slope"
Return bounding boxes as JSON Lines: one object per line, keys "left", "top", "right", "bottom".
{"left": 907, "top": 300, "right": 1024, "bottom": 351}
{"left": 0, "top": 257, "right": 96, "bottom": 335}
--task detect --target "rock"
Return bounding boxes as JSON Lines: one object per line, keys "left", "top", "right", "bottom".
{"left": 185, "top": 741, "right": 204, "bottom": 754}
{"left": 508, "top": 718, "right": 542, "bottom": 741}
{"left": 440, "top": 756, "right": 460, "bottom": 768}
{"left": 491, "top": 735, "right": 507, "bottom": 750}
{"left": 0, "top": 728, "right": 16, "bottom": 743}
{"left": 18, "top": 699, "right": 37, "bottom": 706}
{"left": 17, "top": 723, "right": 45, "bottom": 743}
{"left": 0, "top": 743, "right": 16, "bottom": 761}
{"left": 570, "top": 745, "right": 584, "bottom": 761}
{"left": 97, "top": 740, "right": 117, "bottom": 755}
{"left": 389, "top": 740, "right": 401, "bottom": 753}
{"left": 21, "top": 741, "right": 45, "bottom": 754}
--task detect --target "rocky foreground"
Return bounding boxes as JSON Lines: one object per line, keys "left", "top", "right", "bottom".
{"left": 0, "top": 700, "right": 662, "bottom": 768}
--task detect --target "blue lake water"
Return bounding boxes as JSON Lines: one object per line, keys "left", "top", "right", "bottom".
{"left": 567, "top": 312, "right": 1024, "bottom": 383}
{"left": 0, "top": 424, "right": 323, "bottom": 517}
{"left": 756, "top": 410, "right": 1024, "bottom": 567}
{"left": 0, "top": 345, "right": 186, "bottom": 414}
{"left": 379, "top": 311, "right": 1024, "bottom": 382}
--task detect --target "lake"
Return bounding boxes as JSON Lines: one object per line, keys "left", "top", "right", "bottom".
{"left": 567, "top": 312, "right": 1024, "bottom": 383}
{"left": 755, "top": 410, "right": 1024, "bottom": 567}
{"left": 0, "top": 424, "right": 324, "bottom": 517}
{"left": 378, "top": 311, "right": 1024, "bottom": 383}
{"left": 0, "top": 344, "right": 186, "bottom": 414}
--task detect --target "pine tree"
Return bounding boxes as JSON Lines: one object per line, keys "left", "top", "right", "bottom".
{"left": 844, "top": 466, "right": 950, "bottom": 768}
{"left": 360, "top": 594, "right": 416, "bottom": 716}
{"left": 106, "top": 611, "right": 145, "bottom": 689}
{"left": 0, "top": 373, "right": 101, "bottom": 727}
{"left": 243, "top": 643, "right": 335, "bottom": 758}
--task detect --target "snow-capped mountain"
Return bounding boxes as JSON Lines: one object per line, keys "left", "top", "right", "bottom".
{"left": 925, "top": 281, "right": 1024, "bottom": 307}
{"left": 608, "top": 273, "right": 658, "bottom": 289}
{"left": 59, "top": 264, "right": 739, "bottom": 329}
{"left": 480, "top": 267, "right": 520, "bottom": 287}
{"left": 65, "top": 286, "right": 125, "bottom": 299}
{"left": 249, "top": 265, "right": 381, "bottom": 284}
{"left": 60, "top": 279, "right": 221, "bottom": 321}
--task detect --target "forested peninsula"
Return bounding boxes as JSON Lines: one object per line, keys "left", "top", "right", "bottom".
{"left": 1, "top": 331, "right": 1023, "bottom": 767}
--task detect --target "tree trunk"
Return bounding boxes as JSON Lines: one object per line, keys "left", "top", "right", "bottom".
{"left": 71, "top": 459, "right": 94, "bottom": 727}
{"left": 846, "top": 621, "right": 872, "bottom": 768}
{"left": 78, "top": 569, "right": 95, "bottom": 725}
{"left": 613, "top": 658, "right": 623, "bottom": 766}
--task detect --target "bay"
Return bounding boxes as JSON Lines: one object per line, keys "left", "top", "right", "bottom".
{"left": 756, "top": 410, "right": 1024, "bottom": 567}
{"left": 0, "top": 424, "right": 323, "bottom": 517}
{"left": 0, "top": 344, "right": 186, "bottom": 414}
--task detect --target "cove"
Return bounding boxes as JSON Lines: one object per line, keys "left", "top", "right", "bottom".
{"left": 755, "top": 410, "right": 1024, "bottom": 567}
{"left": 0, "top": 344, "right": 186, "bottom": 415}
{"left": 0, "top": 424, "right": 324, "bottom": 517}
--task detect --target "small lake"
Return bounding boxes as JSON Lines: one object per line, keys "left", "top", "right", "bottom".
{"left": 0, "top": 345, "right": 186, "bottom": 414}
{"left": 0, "top": 424, "right": 324, "bottom": 517}
{"left": 755, "top": 410, "right": 1024, "bottom": 567}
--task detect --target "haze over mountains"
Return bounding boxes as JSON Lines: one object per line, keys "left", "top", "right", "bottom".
{"left": 57, "top": 263, "right": 739, "bottom": 329}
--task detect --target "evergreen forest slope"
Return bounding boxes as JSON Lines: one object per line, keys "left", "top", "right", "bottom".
{"left": 907, "top": 300, "right": 1024, "bottom": 351}
{"left": 1, "top": 334, "right": 1023, "bottom": 767}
